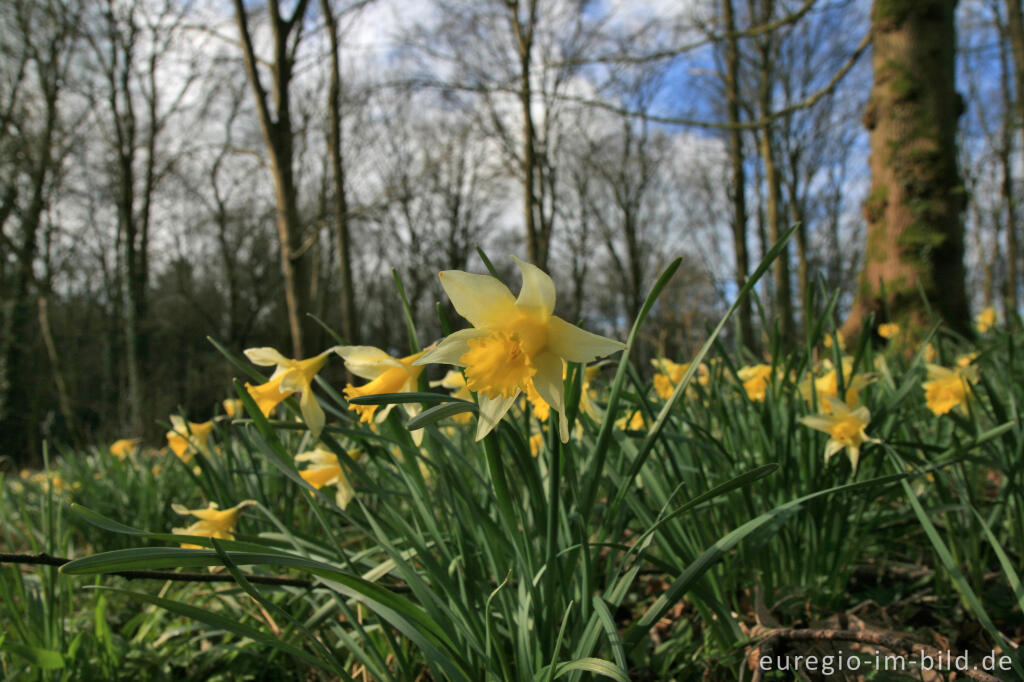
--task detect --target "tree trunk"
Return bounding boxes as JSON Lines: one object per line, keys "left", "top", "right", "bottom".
{"left": 321, "top": 0, "right": 359, "bottom": 345}
{"left": 509, "top": 0, "right": 549, "bottom": 269}
{"left": 233, "top": 0, "right": 314, "bottom": 358}
{"left": 1004, "top": 0, "right": 1023, "bottom": 316}
{"left": 842, "top": 0, "right": 969, "bottom": 337}
{"left": 722, "top": 0, "right": 756, "bottom": 352}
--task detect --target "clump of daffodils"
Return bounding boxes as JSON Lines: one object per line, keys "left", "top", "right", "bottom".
{"left": 737, "top": 364, "right": 772, "bottom": 402}
{"left": 651, "top": 358, "right": 709, "bottom": 400}
{"left": 415, "top": 257, "right": 625, "bottom": 441}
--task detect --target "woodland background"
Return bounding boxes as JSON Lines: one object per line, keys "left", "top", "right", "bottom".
{"left": 1, "top": 0, "right": 1020, "bottom": 462}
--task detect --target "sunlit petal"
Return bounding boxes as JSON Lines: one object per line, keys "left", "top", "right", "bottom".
{"left": 546, "top": 315, "right": 626, "bottom": 363}
{"left": 475, "top": 393, "right": 517, "bottom": 441}
{"left": 439, "top": 269, "right": 518, "bottom": 328}
{"left": 416, "top": 328, "right": 489, "bottom": 366}
{"left": 244, "top": 347, "right": 290, "bottom": 367}
{"left": 512, "top": 256, "right": 555, "bottom": 316}
{"left": 532, "top": 351, "right": 568, "bottom": 442}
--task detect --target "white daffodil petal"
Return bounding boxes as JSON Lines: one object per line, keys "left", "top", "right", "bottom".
{"left": 512, "top": 256, "right": 555, "bottom": 316}
{"left": 415, "top": 328, "right": 489, "bottom": 366}
{"left": 439, "top": 270, "right": 518, "bottom": 328}
{"left": 475, "top": 393, "right": 518, "bottom": 441}
{"left": 798, "top": 415, "right": 836, "bottom": 432}
{"left": 824, "top": 439, "right": 844, "bottom": 462}
{"left": 335, "top": 345, "right": 406, "bottom": 380}
{"left": 547, "top": 315, "right": 626, "bottom": 363}
{"left": 335, "top": 476, "right": 354, "bottom": 510}
{"left": 244, "top": 347, "right": 290, "bottom": 367}
{"left": 848, "top": 445, "right": 861, "bottom": 473}
{"left": 531, "top": 351, "right": 569, "bottom": 442}
{"left": 300, "top": 390, "right": 325, "bottom": 438}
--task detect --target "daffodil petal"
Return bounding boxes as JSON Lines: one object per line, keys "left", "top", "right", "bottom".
{"left": 415, "top": 328, "right": 489, "bottom": 366}
{"left": 244, "top": 347, "right": 291, "bottom": 367}
{"left": 335, "top": 345, "right": 406, "bottom": 380}
{"left": 300, "top": 390, "right": 325, "bottom": 438}
{"left": 439, "top": 269, "right": 518, "bottom": 328}
{"left": 531, "top": 351, "right": 569, "bottom": 442}
{"left": 799, "top": 415, "right": 835, "bottom": 432}
{"left": 475, "top": 393, "right": 517, "bottom": 441}
{"left": 335, "top": 476, "right": 355, "bottom": 510}
{"left": 512, "top": 256, "right": 555, "bottom": 316}
{"left": 546, "top": 315, "right": 626, "bottom": 363}
{"left": 279, "top": 370, "right": 307, "bottom": 394}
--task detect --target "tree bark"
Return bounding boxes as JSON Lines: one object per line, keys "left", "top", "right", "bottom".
{"left": 508, "top": 0, "right": 550, "bottom": 269}
{"left": 233, "top": 0, "right": 315, "bottom": 358}
{"left": 753, "top": 0, "right": 796, "bottom": 346}
{"left": 722, "top": 0, "right": 756, "bottom": 352}
{"left": 1004, "top": 0, "right": 1023, "bottom": 316}
{"left": 321, "top": 0, "right": 359, "bottom": 345}
{"left": 842, "top": 0, "right": 969, "bottom": 337}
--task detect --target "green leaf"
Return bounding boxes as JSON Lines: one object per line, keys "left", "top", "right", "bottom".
{"left": 346, "top": 392, "right": 455, "bottom": 406}
{"left": 406, "top": 402, "right": 478, "bottom": 429}
{"left": 623, "top": 473, "right": 903, "bottom": 649}
{"left": 68, "top": 504, "right": 146, "bottom": 535}
{"left": 4, "top": 642, "right": 64, "bottom": 670}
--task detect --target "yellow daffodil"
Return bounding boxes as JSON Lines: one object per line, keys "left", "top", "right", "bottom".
{"left": 171, "top": 500, "right": 256, "bottom": 548}
{"left": 923, "top": 343, "right": 938, "bottom": 363}
{"left": 799, "top": 398, "right": 877, "bottom": 473}
{"left": 295, "top": 447, "right": 355, "bottom": 510}
{"left": 429, "top": 370, "right": 473, "bottom": 424}
{"left": 529, "top": 432, "right": 544, "bottom": 457}
{"left": 166, "top": 416, "right": 214, "bottom": 463}
{"left": 799, "top": 358, "right": 872, "bottom": 414}
{"left": 823, "top": 330, "right": 845, "bottom": 350}
{"left": 878, "top": 322, "right": 900, "bottom": 339}
{"left": 524, "top": 381, "right": 551, "bottom": 421}
{"left": 652, "top": 358, "right": 687, "bottom": 400}
{"left": 975, "top": 307, "right": 997, "bottom": 333}
{"left": 336, "top": 346, "right": 425, "bottom": 443}
{"left": 578, "top": 364, "right": 603, "bottom": 421}
{"left": 616, "top": 409, "right": 645, "bottom": 431}
{"left": 651, "top": 358, "right": 709, "bottom": 400}
{"left": 737, "top": 364, "right": 772, "bottom": 402}
{"left": 415, "top": 257, "right": 625, "bottom": 441}
{"left": 222, "top": 398, "right": 244, "bottom": 418}
{"left": 110, "top": 438, "right": 141, "bottom": 459}
{"left": 244, "top": 346, "right": 336, "bottom": 437}
{"left": 956, "top": 353, "right": 977, "bottom": 368}
{"left": 923, "top": 363, "right": 976, "bottom": 415}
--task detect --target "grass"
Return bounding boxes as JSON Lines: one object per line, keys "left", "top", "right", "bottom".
{"left": 1, "top": 253, "right": 1022, "bottom": 681}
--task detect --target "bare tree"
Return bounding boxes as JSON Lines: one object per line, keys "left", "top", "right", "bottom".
{"left": 232, "top": 0, "right": 315, "bottom": 357}
{"left": 0, "top": 0, "right": 81, "bottom": 461}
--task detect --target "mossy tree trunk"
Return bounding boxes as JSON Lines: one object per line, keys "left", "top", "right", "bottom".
{"left": 842, "top": 0, "right": 969, "bottom": 338}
